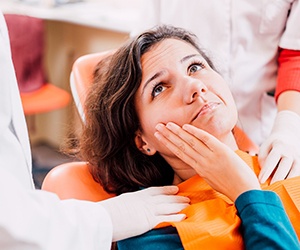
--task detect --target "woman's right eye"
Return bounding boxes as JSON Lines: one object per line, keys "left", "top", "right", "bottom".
{"left": 151, "top": 83, "right": 166, "bottom": 98}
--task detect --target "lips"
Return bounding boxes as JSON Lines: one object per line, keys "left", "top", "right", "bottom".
{"left": 192, "top": 102, "right": 220, "bottom": 121}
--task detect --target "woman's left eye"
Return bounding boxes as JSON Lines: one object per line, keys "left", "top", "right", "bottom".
{"left": 188, "top": 63, "right": 204, "bottom": 74}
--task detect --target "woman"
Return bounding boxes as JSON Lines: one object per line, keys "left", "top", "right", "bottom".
{"left": 134, "top": 0, "right": 300, "bottom": 185}
{"left": 78, "top": 25, "right": 300, "bottom": 249}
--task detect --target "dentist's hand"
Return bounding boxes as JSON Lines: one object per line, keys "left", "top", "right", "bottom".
{"left": 258, "top": 110, "right": 300, "bottom": 184}
{"left": 155, "top": 122, "right": 260, "bottom": 202}
{"left": 101, "top": 186, "right": 189, "bottom": 241}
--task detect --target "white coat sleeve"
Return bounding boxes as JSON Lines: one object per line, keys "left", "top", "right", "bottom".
{"left": 0, "top": 167, "right": 113, "bottom": 250}
{"left": 0, "top": 12, "right": 34, "bottom": 189}
{"left": 0, "top": 12, "right": 113, "bottom": 249}
{"left": 279, "top": 0, "right": 300, "bottom": 49}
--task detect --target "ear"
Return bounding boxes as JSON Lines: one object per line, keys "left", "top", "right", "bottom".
{"left": 134, "top": 130, "right": 156, "bottom": 156}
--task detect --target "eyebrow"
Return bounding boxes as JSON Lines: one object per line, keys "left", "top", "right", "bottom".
{"left": 142, "top": 71, "right": 165, "bottom": 95}
{"left": 141, "top": 53, "right": 201, "bottom": 95}
{"left": 180, "top": 54, "right": 199, "bottom": 63}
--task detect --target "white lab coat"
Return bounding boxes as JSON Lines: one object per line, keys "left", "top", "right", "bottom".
{"left": 134, "top": 0, "right": 300, "bottom": 145}
{"left": 0, "top": 12, "right": 113, "bottom": 249}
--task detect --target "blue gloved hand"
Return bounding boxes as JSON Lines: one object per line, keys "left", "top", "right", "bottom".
{"left": 258, "top": 110, "right": 300, "bottom": 184}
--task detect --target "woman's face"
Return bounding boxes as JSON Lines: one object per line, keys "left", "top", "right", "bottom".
{"left": 134, "top": 38, "right": 238, "bottom": 158}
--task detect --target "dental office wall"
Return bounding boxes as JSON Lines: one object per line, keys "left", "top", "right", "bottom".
{"left": 34, "top": 21, "right": 129, "bottom": 147}
{"left": 1, "top": 0, "right": 140, "bottom": 149}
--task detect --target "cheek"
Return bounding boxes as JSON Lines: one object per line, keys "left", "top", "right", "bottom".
{"left": 209, "top": 79, "right": 238, "bottom": 124}
{"left": 224, "top": 90, "right": 238, "bottom": 117}
{"left": 210, "top": 76, "right": 235, "bottom": 107}
{"left": 139, "top": 106, "right": 176, "bottom": 148}
{"left": 222, "top": 91, "right": 238, "bottom": 127}
{"left": 140, "top": 115, "right": 157, "bottom": 136}
{"left": 220, "top": 90, "right": 238, "bottom": 121}
{"left": 138, "top": 108, "right": 161, "bottom": 141}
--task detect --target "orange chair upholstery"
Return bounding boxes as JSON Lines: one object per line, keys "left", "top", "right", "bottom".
{"left": 20, "top": 84, "right": 70, "bottom": 115}
{"left": 42, "top": 51, "right": 259, "bottom": 201}
{"left": 233, "top": 126, "right": 259, "bottom": 155}
{"left": 42, "top": 51, "right": 114, "bottom": 201}
{"left": 70, "top": 50, "right": 113, "bottom": 121}
{"left": 42, "top": 161, "right": 114, "bottom": 201}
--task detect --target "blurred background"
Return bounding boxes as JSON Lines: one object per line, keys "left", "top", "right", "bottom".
{"left": 0, "top": 0, "right": 140, "bottom": 188}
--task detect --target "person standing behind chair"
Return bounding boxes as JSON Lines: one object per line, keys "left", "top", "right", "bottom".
{"left": 0, "top": 12, "right": 189, "bottom": 250}
{"left": 134, "top": 0, "right": 300, "bottom": 184}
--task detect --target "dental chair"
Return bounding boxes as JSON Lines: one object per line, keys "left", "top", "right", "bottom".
{"left": 41, "top": 51, "right": 259, "bottom": 201}
{"left": 42, "top": 51, "right": 115, "bottom": 200}
{"left": 5, "top": 14, "right": 71, "bottom": 115}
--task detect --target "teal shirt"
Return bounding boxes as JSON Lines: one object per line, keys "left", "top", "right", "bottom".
{"left": 118, "top": 190, "right": 300, "bottom": 249}
{"left": 118, "top": 226, "right": 183, "bottom": 250}
{"left": 236, "top": 190, "right": 299, "bottom": 249}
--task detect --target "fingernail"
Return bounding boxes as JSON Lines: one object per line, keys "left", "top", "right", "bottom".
{"left": 166, "top": 122, "right": 176, "bottom": 129}
{"left": 155, "top": 123, "right": 164, "bottom": 131}
{"left": 183, "top": 124, "right": 193, "bottom": 133}
{"left": 154, "top": 132, "right": 161, "bottom": 140}
{"left": 166, "top": 123, "right": 172, "bottom": 129}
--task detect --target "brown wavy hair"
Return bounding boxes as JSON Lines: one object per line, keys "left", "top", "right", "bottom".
{"left": 78, "top": 25, "right": 216, "bottom": 195}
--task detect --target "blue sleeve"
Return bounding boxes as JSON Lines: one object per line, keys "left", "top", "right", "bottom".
{"left": 117, "top": 226, "right": 183, "bottom": 250}
{"left": 235, "top": 190, "right": 300, "bottom": 250}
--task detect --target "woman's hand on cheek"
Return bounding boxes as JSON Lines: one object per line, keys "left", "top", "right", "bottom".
{"left": 155, "top": 122, "right": 261, "bottom": 202}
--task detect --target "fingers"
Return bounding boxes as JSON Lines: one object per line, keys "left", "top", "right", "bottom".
{"left": 145, "top": 186, "right": 190, "bottom": 227}
{"left": 258, "top": 111, "right": 300, "bottom": 183}
{"left": 182, "top": 123, "right": 218, "bottom": 151}
{"left": 142, "top": 185, "right": 179, "bottom": 195}
{"left": 154, "top": 202, "right": 189, "bottom": 215}
{"left": 152, "top": 194, "right": 190, "bottom": 205}
{"left": 165, "top": 122, "right": 209, "bottom": 151}
{"left": 258, "top": 148, "right": 282, "bottom": 183}
{"left": 140, "top": 186, "right": 190, "bottom": 207}
{"left": 132, "top": 186, "right": 190, "bottom": 204}
{"left": 259, "top": 141, "right": 299, "bottom": 183}
{"left": 155, "top": 214, "right": 187, "bottom": 225}
{"left": 155, "top": 122, "right": 218, "bottom": 165}
{"left": 156, "top": 122, "right": 222, "bottom": 154}
{"left": 258, "top": 138, "right": 272, "bottom": 168}
{"left": 155, "top": 123, "right": 199, "bottom": 166}
{"left": 286, "top": 162, "right": 300, "bottom": 179}
{"left": 155, "top": 122, "right": 235, "bottom": 179}
{"left": 269, "top": 157, "right": 293, "bottom": 184}
{"left": 270, "top": 160, "right": 300, "bottom": 183}
{"left": 259, "top": 148, "right": 300, "bottom": 184}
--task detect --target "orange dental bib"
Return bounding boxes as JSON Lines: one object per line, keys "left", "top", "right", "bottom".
{"left": 157, "top": 150, "right": 300, "bottom": 250}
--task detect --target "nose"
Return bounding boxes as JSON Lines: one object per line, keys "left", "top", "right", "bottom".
{"left": 182, "top": 77, "right": 208, "bottom": 104}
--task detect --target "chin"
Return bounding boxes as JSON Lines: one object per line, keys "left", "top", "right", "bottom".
{"left": 203, "top": 122, "right": 234, "bottom": 140}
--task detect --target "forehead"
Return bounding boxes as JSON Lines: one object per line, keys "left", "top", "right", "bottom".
{"left": 141, "top": 39, "right": 201, "bottom": 69}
